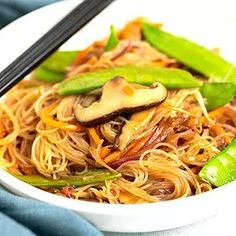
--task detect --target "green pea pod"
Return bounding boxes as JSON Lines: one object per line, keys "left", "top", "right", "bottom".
{"left": 13, "top": 169, "right": 121, "bottom": 187}
{"left": 200, "top": 82, "right": 236, "bottom": 111}
{"left": 105, "top": 25, "right": 119, "bottom": 51}
{"left": 40, "top": 50, "right": 79, "bottom": 72}
{"left": 142, "top": 22, "right": 236, "bottom": 83}
{"left": 56, "top": 65, "right": 203, "bottom": 95}
{"left": 34, "top": 67, "right": 65, "bottom": 83}
{"left": 199, "top": 139, "right": 236, "bottom": 187}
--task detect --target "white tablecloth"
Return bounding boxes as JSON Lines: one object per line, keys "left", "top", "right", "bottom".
{"left": 104, "top": 207, "right": 235, "bottom": 236}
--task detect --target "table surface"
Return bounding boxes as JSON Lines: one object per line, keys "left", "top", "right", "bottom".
{"left": 103, "top": 206, "right": 235, "bottom": 236}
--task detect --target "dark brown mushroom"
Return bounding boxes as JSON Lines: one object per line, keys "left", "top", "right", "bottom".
{"left": 74, "top": 77, "right": 167, "bottom": 127}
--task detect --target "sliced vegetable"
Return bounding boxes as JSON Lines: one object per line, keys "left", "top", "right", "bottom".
{"left": 210, "top": 124, "right": 232, "bottom": 145}
{"left": 34, "top": 51, "right": 79, "bottom": 82}
{"left": 57, "top": 65, "right": 202, "bottom": 95}
{"left": 14, "top": 169, "right": 121, "bottom": 187}
{"left": 40, "top": 102, "right": 83, "bottom": 131}
{"left": 88, "top": 128, "right": 101, "bottom": 146}
{"left": 72, "top": 47, "right": 92, "bottom": 66}
{"left": 40, "top": 50, "right": 79, "bottom": 72}
{"left": 200, "top": 83, "right": 236, "bottom": 111}
{"left": 119, "top": 19, "right": 142, "bottom": 40}
{"left": 142, "top": 22, "right": 236, "bottom": 83}
{"left": 118, "top": 108, "right": 156, "bottom": 150}
{"left": 199, "top": 139, "right": 236, "bottom": 187}
{"left": 34, "top": 68, "right": 64, "bottom": 83}
{"left": 105, "top": 25, "right": 119, "bottom": 51}
{"left": 74, "top": 77, "right": 167, "bottom": 126}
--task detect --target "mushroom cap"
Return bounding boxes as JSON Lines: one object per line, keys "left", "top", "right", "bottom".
{"left": 74, "top": 77, "right": 167, "bottom": 127}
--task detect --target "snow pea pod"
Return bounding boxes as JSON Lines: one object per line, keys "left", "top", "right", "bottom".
{"left": 200, "top": 82, "right": 236, "bottom": 111}
{"left": 142, "top": 22, "right": 236, "bottom": 83}
{"left": 14, "top": 169, "right": 121, "bottom": 187}
{"left": 34, "top": 68, "right": 65, "bottom": 83}
{"left": 199, "top": 139, "right": 236, "bottom": 187}
{"left": 34, "top": 51, "right": 79, "bottom": 82}
{"left": 105, "top": 25, "right": 119, "bottom": 51}
{"left": 57, "top": 65, "right": 202, "bottom": 95}
{"left": 40, "top": 50, "right": 79, "bottom": 72}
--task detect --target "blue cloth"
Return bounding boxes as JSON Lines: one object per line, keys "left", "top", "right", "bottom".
{"left": 0, "top": 0, "right": 61, "bottom": 28}
{"left": 0, "top": 187, "right": 102, "bottom": 236}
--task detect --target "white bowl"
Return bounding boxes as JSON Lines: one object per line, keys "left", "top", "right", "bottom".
{"left": 0, "top": 0, "right": 236, "bottom": 233}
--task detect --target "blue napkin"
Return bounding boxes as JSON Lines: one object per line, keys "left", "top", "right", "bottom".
{"left": 0, "top": 0, "right": 61, "bottom": 28}
{"left": 0, "top": 187, "right": 102, "bottom": 236}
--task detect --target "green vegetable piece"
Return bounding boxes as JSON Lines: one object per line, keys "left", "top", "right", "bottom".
{"left": 199, "top": 139, "right": 236, "bottom": 187}
{"left": 142, "top": 22, "right": 236, "bottom": 83}
{"left": 13, "top": 169, "right": 121, "bottom": 187}
{"left": 57, "top": 65, "right": 202, "bottom": 95}
{"left": 200, "top": 82, "right": 236, "bottom": 111}
{"left": 105, "top": 25, "right": 119, "bottom": 51}
{"left": 40, "top": 51, "right": 79, "bottom": 73}
{"left": 34, "top": 68, "right": 65, "bottom": 83}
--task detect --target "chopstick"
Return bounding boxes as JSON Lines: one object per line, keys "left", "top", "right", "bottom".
{"left": 0, "top": 0, "right": 115, "bottom": 97}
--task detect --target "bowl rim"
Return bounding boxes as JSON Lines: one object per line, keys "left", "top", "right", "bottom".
{"left": 0, "top": 0, "right": 236, "bottom": 218}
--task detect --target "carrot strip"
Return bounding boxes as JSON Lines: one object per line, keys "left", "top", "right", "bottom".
{"left": 73, "top": 47, "right": 92, "bottom": 66}
{"left": 120, "top": 21, "right": 142, "bottom": 40}
{"left": 211, "top": 124, "right": 231, "bottom": 144}
{"left": 41, "top": 102, "right": 83, "bottom": 131}
{"left": 88, "top": 128, "right": 101, "bottom": 146}
{"left": 100, "top": 146, "right": 111, "bottom": 159}
{"left": 104, "top": 151, "right": 120, "bottom": 164}
{"left": 125, "top": 131, "right": 154, "bottom": 155}
{"left": 87, "top": 56, "right": 97, "bottom": 65}
{"left": 208, "top": 107, "right": 225, "bottom": 119}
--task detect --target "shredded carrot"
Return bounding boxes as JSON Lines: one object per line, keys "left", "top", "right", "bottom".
{"left": 123, "top": 85, "right": 135, "bottom": 96}
{"left": 120, "top": 20, "right": 142, "bottom": 40}
{"left": 76, "top": 125, "right": 85, "bottom": 132}
{"left": 73, "top": 47, "right": 92, "bottom": 66}
{"left": 125, "top": 131, "right": 153, "bottom": 155}
{"left": 195, "top": 153, "right": 211, "bottom": 165}
{"left": 153, "top": 60, "right": 168, "bottom": 67}
{"left": 104, "top": 151, "right": 120, "bottom": 163}
{"left": 100, "top": 146, "right": 111, "bottom": 159}
{"left": 211, "top": 124, "right": 225, "bottom": 135}
{"left": 211, "top": 124, "right": 231, "bottom": 144}
{"left": 41, "top": 102, "right": 83, "bottom": 131}
{"left": 88, "top": 128, "right": 101, "bottom": 146}
{"left": 93, "top": 40, "right": 104, "bottom": 48}
{"left": 208, "top": 107, "right": 225, "bottom": 119}
{"left": 87, "top": 56, "right": 97, "bottom": 65}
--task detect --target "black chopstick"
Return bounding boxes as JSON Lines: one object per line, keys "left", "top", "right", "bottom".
{"left": 0, "top": 0, "right": 115, "bottom": 97}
